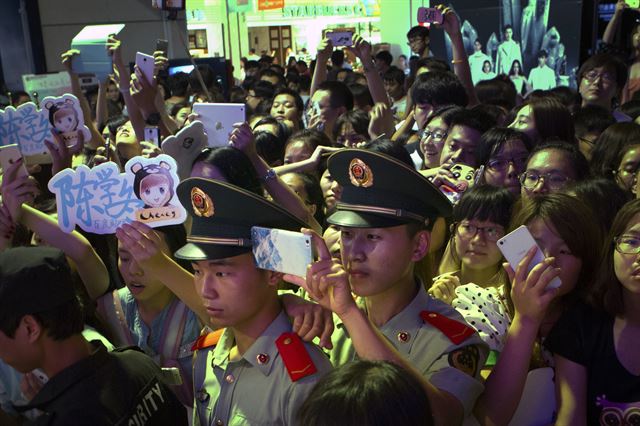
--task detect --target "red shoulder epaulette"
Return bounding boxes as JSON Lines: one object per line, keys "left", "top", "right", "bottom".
{"left": 191, "top": 328, "right": 224, "bottom": 351}
{"left": 420, "top": 311, "right": 475, "bottom": 345}
{"left": 276, "top": 332, "right": 317, "bottom": 382}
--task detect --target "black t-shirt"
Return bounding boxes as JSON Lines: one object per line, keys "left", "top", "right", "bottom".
{"left": 546, "top": 302, "right": 640, "bottom": 426}
{"left": 18, "top": 341, "right": 187, "bottom": 426}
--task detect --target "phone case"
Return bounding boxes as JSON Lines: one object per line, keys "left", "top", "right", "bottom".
{"left": 417, "top": 7, "right": 443, "bottom": 25}
{"left": 327, "top": 31, "right": 353, "bottom": 47}
{"left": 136, "top": 52, "right": 155, "bottom": 85}
{"left": 251, "top": 226, "right": 313, "bottom": 277}
{"left": 438, "top": 164, "right": 476, "bottom": 204}
{"left": 144, "top": 126, "right": 160, "bottom": 146}
{"left": 0, "top": 144, "right": 29, "bottom": 178}
{"left": 497, "top": 225, "right": 561, "bottom": 289}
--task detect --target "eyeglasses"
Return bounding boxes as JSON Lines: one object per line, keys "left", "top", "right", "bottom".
{"left": 520, "top": 171, "right": 571, "bottom": 191}
{"left": 487, "top": 156, "right": 528, "bottom": 172}
{"left": 419, "top": 128, "right": 448, "bottom": 142}
{"left": 583, "top": 70, "right": 616, "bottom": 85}
{"left": 454, "top": 222, "right": 505, "bottom": 242}
{"left": 614, "top": 234, "right": 640, "bottom": 254}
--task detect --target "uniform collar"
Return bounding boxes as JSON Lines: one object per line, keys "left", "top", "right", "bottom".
{"left": 17, "top": 341, "right": 110, "bottom": 412}
{"left": 378, "top": 285, "right": 431, "bottom": 355}
{"left": 212, "top": 310, "right": 291, "bottom": 377}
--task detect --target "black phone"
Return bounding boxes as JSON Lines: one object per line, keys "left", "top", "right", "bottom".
{"left": 156, "top": 39, "right": 169, "bottom": 56}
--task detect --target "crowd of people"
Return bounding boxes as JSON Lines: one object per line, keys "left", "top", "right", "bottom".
{"left": 1, "top": 1, "right": 640, "bottom": 425}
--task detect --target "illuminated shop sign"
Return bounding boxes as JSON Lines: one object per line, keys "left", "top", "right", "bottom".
{"left": 282, "top": 5, "right": 371, "bottom": 18}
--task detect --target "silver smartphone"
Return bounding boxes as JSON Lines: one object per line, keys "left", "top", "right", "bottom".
{"left": 251, "top": 226, "right": 313, "bottom": 277}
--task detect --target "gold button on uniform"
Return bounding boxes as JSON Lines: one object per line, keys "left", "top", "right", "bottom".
{"left": 225, "top": 374, "right": 235, "bottom": 383}
{"left": 257, "top": 353, "right": 269, "bottom": 364}
{"left": 397, "top": 331, "right": 410, "bottom": 343}
{"left": 215, "top": 419, "right": 224, "bottom": 426}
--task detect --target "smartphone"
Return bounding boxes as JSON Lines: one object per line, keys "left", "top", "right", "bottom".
{"left": 417, "top": 7, "right": 444, "bottom": 25}
{"left": 251, "top": 226, "right": 313, "bottom": 277}
{"left": 32, "top": 368, "right": 49, "bottom": 384}
{"left": 156, "top": 39, "right": 169, "bottom": 56}
{"left": 326, "top": 31, "right": 353, "bottom": 47}
{"left": 135, "top": 52, "right": 155, "bottom": 84}
{"left": 144, "top": 126, "right": 161, "bottom": 147}
{"left": 497, "top": 225, "right": 562, "bottom": 289}
{"left": 0, "top": 144, "right": 29, "bottom": 178}
{"left": 626, "top": 0, "right": 640, "bottom": 8}
{"left": 438, "top": 164, "right": 475, "bottom": 204}
{"left": 104, "top": 136, "right": 112, "bottom": 162}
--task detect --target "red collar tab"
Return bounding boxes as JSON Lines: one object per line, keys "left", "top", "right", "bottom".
{"left": 191, "top": 329, "right": 224, "bottom": 351}
{"left": 420, "top": 311, "right": 475, "bottom": 345}
{"left": 276, "top": 332, "right": 317, "bottom": 382}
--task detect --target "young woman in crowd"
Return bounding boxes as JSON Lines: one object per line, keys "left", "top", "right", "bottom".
{"left": 470, "top": 193, "right": 603, "bottom": 425}
{"left": 509, "top": 97, "right": 575, "bottom": 144}
{"left": 475, "top": 127, "right": 533, "bottom": 196}
{"left": 418, "top": 105, "right": 463, "bottom": 170}
{"left": 430, "top": 185, "right": 514, "bottom": 304}
{"left": 508, "top": 60, "right": 529, "bottom": 96}
{"left": 589, "top": 122, "right": 640, "bottom": 194}
{"left": 546, "top": 198, "right": 640, "bottom": 424}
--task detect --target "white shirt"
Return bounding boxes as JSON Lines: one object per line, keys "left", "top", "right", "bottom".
{"left": 469, "top": 51, "right": 492, "bottom": 85}
{"left": 528, "top": 65, "right": 557, "bottom": 90}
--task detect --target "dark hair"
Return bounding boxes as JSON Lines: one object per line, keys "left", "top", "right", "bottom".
{"left": 297, "top": 360, "right": 433, "bottom": 426}
{"left": 10, "top": 90, "right": 30, "bottom": 105}
{"left": 245, "top": 60, "right": 260, "bottom": 72}
{"left": 414, "top": 57, "right": 451, "bottom": 73}
{"left": 572, "top": 105, "right": 615, "bottom": 137}
{"left": 529, "top": 140, "right": 590, "bottom": 181}
{"left": 509, "top": 60, "right": 523, "bottom": 76}
{"left": 423, "top": 105, "right": 464, "bottom": 130}
{"left": 253, "top": 116, "right": 292, "bottom": 144}
{"left": 588, "top": 198, "right": 640, "bottom": 316}
{"left": 537, "top": 50, "right": 548, "bottom": 59}
{"left": 566, "top": 178, "right": 631, "bottom": 235}
{"left": 375, "top": 50, "right": 393, "bottom": 67}
{"left": 251, "top": 79, "right": 276, "bottom": 100}
{"left": 589, "top": 122, "right": 640, "bottom": 179}
{"left": 410, "top": 71, "right": 468, "bottom": 107}
{"left": 259, "top": 68, "right": 286, "bottom": 87}
{"left": 508, "top": 193, "right": 602, "bottom": 311}
{"left": 527, "top": 97, "right": 576, "bottom": 143}
{"left": 476, "top": 127, "right": 533, "bottom": 166}
{"left": 475, "top": 76, "right": 517, "bottom": 111}
{"left": 105, "top": 115, "right": 129, "bottom": 138}
{"left": 448, "top": 108, "right": 496, "bottom": 135}
{"left": 331, "top": 50, "right": 345, "bottom": 68}
{"left": 548, "top": 86, "right": 580, "bottom": 110}
{"left": 453, "top": 185, "right": 515, "bottom": 227}
{"left": 317, "top": 81, "right": 354, "bottom": 111}
{"left": 287, "top": 129, "right": 333, "bottom": 151}
{"left": 577, "top": 53, "right": 628, "bottom": 91}
{"left": 170, "top": 102, "right": 190, "bottom": 117}
{"left": 333, "top": 109, "right": 370, "bottom": 142}
{"left": 348, "top": 83, "right": 374, "bottom": 110}
{"left": 284, "top": 172, "right": 326, "bottom": 226}
{"left": 166, "top": 72, "right": 190, "bottom": 98}
{"left": 407, "top": 26, "right": 430, "bottom": 40}
{"left": 0, "top": 296, "right": 84, "bottom": 340}
{"left": 364, "top": 138, "right": 414, "bottom": 168}
{"left": 383, "top": 66, "right": 406, "bottom": 86}
{"left": 504, "top": 24, "right": 513, "bottom": 32}
{"left": 255, "top": 130, "right": 286, "bottom": 167}
{"left": 192, "top": 147, "right": 263, "bottom": 195}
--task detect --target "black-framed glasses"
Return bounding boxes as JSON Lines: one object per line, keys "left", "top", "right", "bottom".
{"left": 419, "top": 128, "right": 448, "bottom": 142}
{"left": 487, "top": 156, "right": 528, "bottom": 172}
{"left": 519, "top": 171, "right": 571, "bottom": 191}
{"left": 614, "top": 234, "right": 640, "bottom": 255}
{"left": 583, "top": 70, "right": 616, "bottom": 85}
{"left": 453, "top": 222, "right": 505, "bottom": 242}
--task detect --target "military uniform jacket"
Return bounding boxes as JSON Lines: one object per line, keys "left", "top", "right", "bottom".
{"left": 330, "top": 285, "right": 488, "bottom": 416}
{"left": 193, "top": 310, "right": 333, "bottom": 426}
{"left": 17, "top": 341, "right": 187, "bottom": 426}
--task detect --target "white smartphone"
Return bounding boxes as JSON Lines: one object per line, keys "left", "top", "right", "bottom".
{"left": 326, "top": 31, "right": 353, "bottom": 47}
{"left": 497, "top": 225, "right": 562, "bottom": 289}
{"left": 251, "top": 226, "right": 313, "bottom": 277}
{"left": 417, "top": 7, "right": 444, "bottom": 25}
{"left": 135, "top": 52, "right": 155, "bottom": 84}
{"left": 0, "top": 144, "right": 29, "bottom": 178}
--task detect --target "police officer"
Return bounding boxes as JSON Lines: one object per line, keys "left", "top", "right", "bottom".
{"left": 292, "top": 149, "right": 489, "bottom": 425}
{"left": 0, "top": 246, "right": 187, "bottom": 425}
{"left": 175, "top": 178, "right": 332, "bottom": 426}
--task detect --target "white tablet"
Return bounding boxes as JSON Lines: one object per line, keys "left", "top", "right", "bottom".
{"left": 192, "top": 103, "right": 246, "bottom": 147}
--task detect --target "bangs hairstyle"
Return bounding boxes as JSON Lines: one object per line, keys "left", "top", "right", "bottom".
{"left": 526, "top": 97, "right": 575, "bottom": 143}
{"left": 578, "top": 53, "right": 628, "bottom": 90}
{"left": 588, "top": 199, "right": 640, "bottom": 316}
{"left": 410, "top": 71, "right": 468, "bottom": 108}
{"left": 140, "top": 173, "right": 170, "bottom": 191}
{"left": 453, "top": 185, "right": 515, "bottom": 228}
{"left": 476, "top": 127, "right": 533, "bottom": 166}
{"left": 508, "top": 193, "right": 603, "bottom": 310}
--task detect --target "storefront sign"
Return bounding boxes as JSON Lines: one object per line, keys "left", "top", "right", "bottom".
{"left": 282, "top": 5, "right": 366, "bottom": 18}
{"left": 258, "top": 0, "right": 284, "bottom": 11}
{"left": 229, "top": 0, "right": 252, "bottom": 12}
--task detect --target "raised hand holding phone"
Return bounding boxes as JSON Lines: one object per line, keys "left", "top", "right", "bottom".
{"left": 283, "top": 229, "right": 357, "bottom": 318}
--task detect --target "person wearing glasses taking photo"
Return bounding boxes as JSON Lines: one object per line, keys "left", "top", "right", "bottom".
{"left": 577, "top": 53, "right": 631, "bottom": 122}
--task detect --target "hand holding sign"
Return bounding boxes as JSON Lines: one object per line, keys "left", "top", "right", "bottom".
{"left": 45, "top": 128, "right": 85, "bottom": 176}
{"left": 283, "top": 228, "right": 357, "bottom": 318}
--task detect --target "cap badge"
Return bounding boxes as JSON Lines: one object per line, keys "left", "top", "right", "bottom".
{"left": 348, "top": 158, "right": 373, "bottom": 188}
{"left": 191, "top": 187, "right": 214, "bottom": 217}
